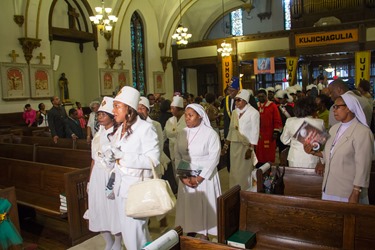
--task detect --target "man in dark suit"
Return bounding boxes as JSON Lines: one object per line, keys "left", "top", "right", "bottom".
{"left": 65, "top": 108, "right": 84, "bottom": 140}
{"left": 221, "top": 77, "right": 240, "bottom": 172}
{"left": 48, "top": 96, "right": 68, "bottom": 143}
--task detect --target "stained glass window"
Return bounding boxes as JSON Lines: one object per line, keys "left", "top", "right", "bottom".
{"left": 284, "top": 0, "right": 291, "bottom": 30}
{"left": 130, "top": 12, "right": 146, "bottom": 96}
{"left": 231, "top": 9, "right": 243, "bottom": 36}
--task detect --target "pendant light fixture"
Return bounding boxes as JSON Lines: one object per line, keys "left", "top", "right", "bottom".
{"left": 172, "top": 0, "right": 192, "bottom": 45}
{"left": 217, "top": 0, "right": 232, "bottom": 57}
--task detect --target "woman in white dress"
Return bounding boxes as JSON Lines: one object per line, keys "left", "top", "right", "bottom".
{"left": 174, "top": 103, "right": 221, "bottom": 239}
{"left": 164, "top": 95, "right": 186, "bottom": 178}
{"left": 280, "top": 96, "right": 325, "bottom": 168}
{"left": 86, "top": 96, "right": 122, "bottom": 250}
{"left": 222, "top": 89, "right": 260, "bottom": 190}
{"left": 112, "top": 86, "right": 160, "bottom": 250}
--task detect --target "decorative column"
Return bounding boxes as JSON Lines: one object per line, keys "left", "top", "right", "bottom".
{"left": 106, "top": 49, "right": 122, "bottom": 69}
{"left": 160, "top": 56, "right": 172, "bottom": 72}
{"left": 18, "top": 37, "right": 41, "bottom": 64}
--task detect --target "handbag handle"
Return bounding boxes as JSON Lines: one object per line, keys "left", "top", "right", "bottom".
{"left": 148, "top": 157, "right": 159, "bottom": 180}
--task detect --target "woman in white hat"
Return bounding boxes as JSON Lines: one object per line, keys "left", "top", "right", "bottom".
{"left": 305, "top": 92, "right": 373, "bottom": 204}
{"left": 111, "top": 86, "right": 160, "bottom": 250}
{"left": 164, "top": 95, "right": 186, "bottom": 179}
{"left": 86, "top": 96, "right": 122, "bottom": 250}
{"left": 174, "top": 103, "right": 221, "bottom": 240}
{"left": 222, "top": 89, "right": 260, "bottom": 190}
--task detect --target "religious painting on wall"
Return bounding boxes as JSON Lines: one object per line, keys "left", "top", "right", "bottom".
{"left": 30, "top": 65, "right": 54, "bottom": 98}
{"left": 116, "top": 70, "right": 130, "bottom": 95}
{"left": 100, "top": 69, "right": 117, "bottom": 96}
{"left": 153, "top": 71, "right": 165, "bottom": 94}
{"left": 0, "top": 63, "right": 30, "bottom": 100}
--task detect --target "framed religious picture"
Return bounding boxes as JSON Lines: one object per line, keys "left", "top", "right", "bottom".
{"left": 0, "top": 63, "right": 30, "bottom": 100}
{"left": 153, "top": 71, "right": 165, "bottom": 94}
{"left": 99, "top": 69, "right": 117, "bottom": 96}
{"left": 29, "top": 65, "right": 54, "bottom": 98}
{"left": 116, "top": 69, "right": 130, "bottom": 94}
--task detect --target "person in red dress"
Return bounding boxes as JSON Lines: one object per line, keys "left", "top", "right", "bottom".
{"left": 256, "top": 89, "right": 282, "bottom": 167}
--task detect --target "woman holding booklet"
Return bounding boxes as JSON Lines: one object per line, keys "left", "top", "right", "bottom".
{"left": 174, "top": 103, "right": 221, "bottom": 240}
{"left": 280, "top": 96, "right": 326, "bottom": 168}
{"left": 304, "top": 92, "right": 373, "bottom": 204}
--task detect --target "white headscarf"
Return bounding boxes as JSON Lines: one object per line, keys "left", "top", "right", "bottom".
{"left": 186, "top": 103, "right": 212, "bottom": 128}
{"left": 341, "top": 92, "right": 368, "bottom": 127}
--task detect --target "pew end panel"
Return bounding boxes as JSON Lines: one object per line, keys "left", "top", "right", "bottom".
{"left": 64, "top": 167, "right": 96, "bottom": 245}
{"left": 217, "top": 185, "right": 241, "bottom": 244}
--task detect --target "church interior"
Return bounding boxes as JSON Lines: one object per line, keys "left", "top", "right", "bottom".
{"left": 1, "top": 0, "right": 375, "bottom": 249}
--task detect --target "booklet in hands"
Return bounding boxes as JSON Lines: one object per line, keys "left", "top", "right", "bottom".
{"left": 293, "top": 121, "right": 330, "bottom": 151}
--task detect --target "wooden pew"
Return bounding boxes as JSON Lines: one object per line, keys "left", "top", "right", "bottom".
{"left": 0, "top": 143, "right": 91, "bottom": 168}
{"left": 218, "top": 186, "right": 375, "bottom": 249}
{"left": 179, "top": 236, "right": 238, "bottom": 249}
{"left": 0, "top": 157, "right": 95, "bottom": 246}
{"left": 11, "top": 135, "right": 90, "bottom": 150}
{"left": 256, "top": 165, "right": 323, "bottom": 198}
{"left": 35, "top": 145, "right": 91, "bottom": 168}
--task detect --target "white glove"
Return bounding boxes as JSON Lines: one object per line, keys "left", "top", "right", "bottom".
{"left": 105, "top": 187, "right": 115, "bottom": 200}
{"left": 112, "top": 146, "right": 124, "bottom": 159}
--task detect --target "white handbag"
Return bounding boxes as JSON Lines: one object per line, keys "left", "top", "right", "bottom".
{"left": 125, "top": 160, "right": 176, "bottom": 219}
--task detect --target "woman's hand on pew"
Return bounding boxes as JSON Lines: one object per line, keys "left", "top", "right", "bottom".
{"left": 53, "top": 135, "right": 59, "bottom": 144}
{"left": 314, "top": 162, "right": 325, "bottom": 176}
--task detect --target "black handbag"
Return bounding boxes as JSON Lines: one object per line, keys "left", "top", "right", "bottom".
{"left": 270, "top": 165, "right": 285, "bottom": 195}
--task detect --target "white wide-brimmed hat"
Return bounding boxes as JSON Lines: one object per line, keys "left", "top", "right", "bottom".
{"left": 306, "top": 84, "right": 317, "bottom": 91}
{"left": 266, "top": 87, "right": 275, "bottom": 93}
{"left": 286, "top": 86, "right": 297, "bottom": 95}
{"left": 235, "top": 89, "right": 250, "bottom": 103}
{"left": 294, "top": 85, "right": 302, "bottom": 92}
{"left": 275, "top": 90, "right": 293, "bottom": 103}
{"left": 114, "top": 86, "right": 140, "bottom": 110}
{"left": 275, "top": 84, "right": 282, "bottom": 92}
{"left": 171, "top": 95, "right": 184, "bottom": 108}
{"left": 98, "top": 96, "right": 114, "bottom": 115}
{"left": 139, "top": 96, "right": 150, "bottom": 111}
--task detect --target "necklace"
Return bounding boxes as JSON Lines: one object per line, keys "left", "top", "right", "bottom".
{"left": 186, "top": 126, "right": 201, "bottom": 152}
{"left": 258, "top": 102, "right": 266, "bottom": 113}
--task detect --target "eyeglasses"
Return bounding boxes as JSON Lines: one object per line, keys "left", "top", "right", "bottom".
{"left": 332, "top": 104, "right": 347, "bottom": 110}
{"left": 235, "top": 99, "right": 242, "bottom": 102}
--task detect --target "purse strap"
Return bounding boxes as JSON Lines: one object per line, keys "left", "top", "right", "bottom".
{"left": 148, "top": 157, "right": 159, "bottom": 180}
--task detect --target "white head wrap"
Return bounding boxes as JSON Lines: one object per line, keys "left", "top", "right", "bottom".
{"left": 275, "top": 90, "right": 293, "bottom": 103}
{"left": 341, "top": 92, "right": 368, "bottom": 127}
{"left": 185, "top": 103, "right": 212, "bottom": 128}
{"left": 266, "top": 87, "right": 275, "bottom": 93}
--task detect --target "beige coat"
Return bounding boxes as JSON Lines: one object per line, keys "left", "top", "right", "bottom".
{"left": 322, "top": 118, "right": 373, "bottom": 198}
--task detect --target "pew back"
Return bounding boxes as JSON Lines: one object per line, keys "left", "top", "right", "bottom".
{"left": 0, "top": 157, "right": 77, "bottom": 216}
{"left": 218, "top": 186, "right": 375, "bottom": 249}
{"left": 0, "top": 143, "right": 91, "bottom": 168}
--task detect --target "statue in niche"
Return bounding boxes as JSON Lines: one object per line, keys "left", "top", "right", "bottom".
{"left": 59, "top": 73, "right": 70, "bottom": 103}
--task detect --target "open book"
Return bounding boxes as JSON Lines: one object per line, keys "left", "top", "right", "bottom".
{"left": 293, "top": 121, "right": 330, "bottom": 151}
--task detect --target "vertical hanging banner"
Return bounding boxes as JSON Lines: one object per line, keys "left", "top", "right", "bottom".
{"left": 222, "top": 56, "right": 232, "bottom": 94}
{"left": 286, "top": 57, "right": 298, "bottom": 86}
{"left": 355, "top": 51, "right": 371, "bottom": 86}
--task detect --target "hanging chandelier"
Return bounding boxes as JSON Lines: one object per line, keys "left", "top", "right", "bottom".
{"left": 217, "top": 41, "right": 232, "bottom": 57}
{"left": 172, "top": 0, "right": 192, "bottom": 45}
{"left": 217, "top": 0, "right": 232, "bottom": 57}
{"left": 89, "top": 0, "right": 118, "bottom": 40}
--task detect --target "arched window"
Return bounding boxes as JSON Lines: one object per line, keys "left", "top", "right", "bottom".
{"left": 130, "top": 12, "right": 146, "bottom": 95}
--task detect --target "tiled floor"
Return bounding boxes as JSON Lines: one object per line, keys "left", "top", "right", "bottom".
{"left": 68, "top": 167, "right": 230, "bottom": 249}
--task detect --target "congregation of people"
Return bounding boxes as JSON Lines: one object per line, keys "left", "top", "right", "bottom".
{"left": 18, "top": 76, "right": 374, "bottom": 250}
